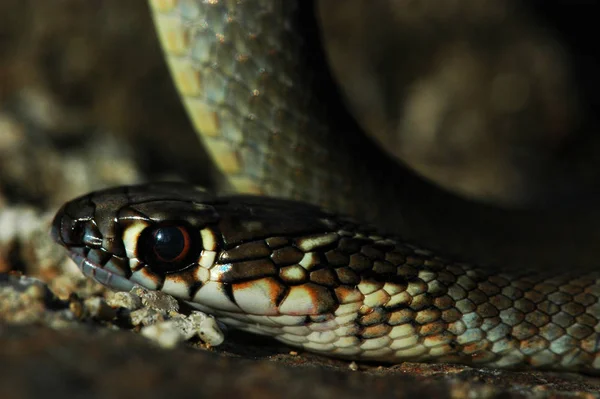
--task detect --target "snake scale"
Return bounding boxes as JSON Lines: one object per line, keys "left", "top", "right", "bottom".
{"left": 51, "top": 0, "right": 600, "bottom": 373}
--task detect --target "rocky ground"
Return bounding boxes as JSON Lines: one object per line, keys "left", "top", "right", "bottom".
{"left": 2, "top": 271, "right": 600, "bottom": 398}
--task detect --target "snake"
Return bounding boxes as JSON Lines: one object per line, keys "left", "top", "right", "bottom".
{"left": 50, "top": 1, "right": 600, "bottom": 373}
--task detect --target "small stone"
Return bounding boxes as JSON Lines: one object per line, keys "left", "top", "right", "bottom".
{"left": 105, "top": 291, "right": 143, "bottom": 310}
{"left": 132, "top": 286, "right": 179, "bottom": 312}
{"left": 84, "top": 297, "right": 117, "bottom": 321}
{"left": 129, "top": 307, "right": 167, "bottom": 327}
{"left": 195, "top": 315, "right": 225, "bottom": 346}
{"left": 69, "top": 298, "right": 85, "bottom": 319}
{"left": 141, "top": 320, "right": 186, "bottom": 349}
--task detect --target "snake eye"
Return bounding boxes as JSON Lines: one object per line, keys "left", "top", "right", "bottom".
{"left": 138, "top": 223, "right": 202, "bottom": 273}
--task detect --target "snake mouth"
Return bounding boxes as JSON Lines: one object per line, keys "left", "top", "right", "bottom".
{"left": 52, "top": 202, "right": 136, "bottom": 293}
{"left": 65, "top": 249, "right": 136, "bottom": 293}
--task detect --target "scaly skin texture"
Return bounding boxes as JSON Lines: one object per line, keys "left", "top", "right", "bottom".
{"left": 146, "top": 0, "right": 600, "bottom": 279}
{"left": 146, "top": 1, "right": 395, "bottom": 218}
{"left": 52, "top": 183, "right": 600, "bottom": 372}
{"left": 107, "top": 0, "right": 600, "bottom": 372}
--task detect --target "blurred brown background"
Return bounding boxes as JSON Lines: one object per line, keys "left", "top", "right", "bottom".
{"left": 2, "top": 0, "right": 600, "bottom": 209}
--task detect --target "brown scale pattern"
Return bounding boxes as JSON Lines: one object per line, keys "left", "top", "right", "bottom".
{"left": 213, "top": 230, "right": 600, "bottom": 372}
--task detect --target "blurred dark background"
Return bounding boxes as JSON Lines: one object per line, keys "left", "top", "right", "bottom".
{"left": 1, "top": 0, "right": 600, "bottom": 208}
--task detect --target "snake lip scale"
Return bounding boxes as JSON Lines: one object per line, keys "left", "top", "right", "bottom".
{"left": 51, "top": 182, "right": 600, "bottom": 374}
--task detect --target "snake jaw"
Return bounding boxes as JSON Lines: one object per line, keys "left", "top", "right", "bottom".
{"left": 70, "top": 250, "right": 136, "bottom": 292}
{"left": 57, "top": 248, "right": 135, "bottom": 291}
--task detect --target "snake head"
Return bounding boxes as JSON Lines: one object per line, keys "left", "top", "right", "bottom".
{"left": 51, "top": 182, "right": 347, "bottom": 317}
{"left": 51, "top": 182, "right": 220, "bottom": 293}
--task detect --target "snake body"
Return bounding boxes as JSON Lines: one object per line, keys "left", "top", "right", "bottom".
{"left": 52, "top": 183, "right": 600, "bottom": 372}
{"left": 50, "top": 0, "right": 600, "bottom": 373}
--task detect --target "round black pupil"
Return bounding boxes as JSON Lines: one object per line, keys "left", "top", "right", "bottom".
{"left": 153, "top": 227, "right": 185, "bottom": 261}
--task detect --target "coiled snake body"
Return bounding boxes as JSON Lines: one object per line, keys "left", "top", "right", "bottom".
{"left": 51, "top": 1, "right": 600, "bottom": 373}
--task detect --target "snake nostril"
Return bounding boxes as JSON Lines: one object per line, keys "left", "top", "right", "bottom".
{"left": 51, "top": 211, "right": 98, "bottom": 248}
